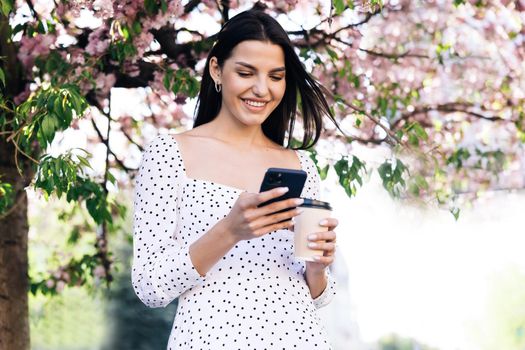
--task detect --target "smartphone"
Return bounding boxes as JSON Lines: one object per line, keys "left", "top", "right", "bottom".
{"left": 257, "top": 168, "right": 307, "bottom": 218}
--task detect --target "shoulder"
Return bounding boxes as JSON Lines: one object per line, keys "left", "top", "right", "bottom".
{"left": 145, "top": 133, "right": 176, "bottom": 149}
{"left": 140, "top": 134, "right": 180, "bottom": 164}
{"left": 296, "top": 149, "right": 319, "bottom": 179}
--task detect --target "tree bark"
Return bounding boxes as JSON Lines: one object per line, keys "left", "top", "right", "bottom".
{"left": 0, "top": 13, "right": 32, "bottom": 350}
{"left": 0, "top": 140, "right": 31, "bottom": 350}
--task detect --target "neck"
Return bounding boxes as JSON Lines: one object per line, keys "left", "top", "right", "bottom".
{"left": 203, "top": 111, "right": 272, "bottom": 149}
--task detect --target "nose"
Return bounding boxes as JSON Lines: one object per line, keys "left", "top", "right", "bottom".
{"left": 252, "top": 76, "right": 269, "bottom": 97}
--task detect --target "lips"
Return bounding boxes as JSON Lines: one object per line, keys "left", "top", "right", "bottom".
{"left": 241, "top": 98, "right": 269, "bottom": 112}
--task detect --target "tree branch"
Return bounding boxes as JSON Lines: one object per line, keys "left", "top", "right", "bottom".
{"left": 120, "top": 127, "right": 144, "bottom": 152}
{"left": 324, "top": 92, "right": 404, "bottom": 146}
{"left": 358, "top": 48, "right": 430, "bottom": 60}
{"left": 393, "top": 103, "right": 511, "bottom": 129}
{"left": 90, "top": 118, "right": 136, "bottom": 173}
{"left": 26, "top": 0, "right": 41, "bottom": 22}
{"left": 218, "top": 0, "right": 230, "bottom": 23}
{"left": 184, "top": 0, "right": 201, "bottom": 14}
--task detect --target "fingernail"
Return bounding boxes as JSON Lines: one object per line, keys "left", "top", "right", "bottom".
{"left": 308, "top": 242, "right": 317, "bottom": 248}
{"left": 295, "top": 198, "right": 304, "bottom": 205}
{"left": 279, "top": 187, "right": 289, "bottom": 193}
{"left": 308, "top": 234, "right": 317, "bottom": 240}
{"left": 313, "top": 256, "right": 321, "bottom": 261}
{"left": 319, "top": 219, "right": 328, "bottom": 226}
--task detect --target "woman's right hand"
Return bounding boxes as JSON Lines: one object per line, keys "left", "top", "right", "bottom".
{"left": 222, "top": 187, "right": 304, "bottom": 243}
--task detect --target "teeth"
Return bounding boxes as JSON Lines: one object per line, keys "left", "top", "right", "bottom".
{"left": 243, "top": 99, "right": 266, "bottom": 107}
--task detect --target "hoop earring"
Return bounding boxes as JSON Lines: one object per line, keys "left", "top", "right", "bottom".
{"left": 214, "top": 81, "right": 222, "bottom": 93}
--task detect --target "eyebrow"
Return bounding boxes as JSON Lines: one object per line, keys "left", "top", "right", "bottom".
{"left": 235, "top": 62, "right": 286, "bottom": 73}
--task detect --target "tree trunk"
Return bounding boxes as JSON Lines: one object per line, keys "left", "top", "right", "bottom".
{"left": 0, "top": 12, "right": 32, "bottom": 350}
{"left": 0, "top": 140, "right": 31, "bottom": 350}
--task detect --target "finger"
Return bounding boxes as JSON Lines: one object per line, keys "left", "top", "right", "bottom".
{"left": 250, "top": 207, "right": 303, "bottom": 230}
{"left": 307, "top": 231, "right": 336, "bottom": 242}
{"left": 253, "top": 219, "right": 294, "bottom": 237}
{"left": 252, "top": 187, "right": 290, "bottom": 207}
{"left": 311, "top": 256, "right": 334, "bottom": 265}
{"left": 319, "top": 217, "right": 338, "bottom": 229}
{"left": 307, "top": 241, "right": 335, "bottom": 253}
{"left": 252, "top": 197, "right": 303, "bottom": 217}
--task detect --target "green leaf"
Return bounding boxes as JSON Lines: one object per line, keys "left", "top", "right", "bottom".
{"left": 76, "top": 155, "right": 93, "bottom": 170}
{"left": 450, "top": 207, "right": 460, "bottom": 220}
{"left": 0, "top": 0, "right": 13, "bottom": 16}
{"left": 106, "top": 170, "right": 116, "bottom": 185}
{"left": 160, "top": 0, "right": 168, "bottom": 13}
{"left": 446, "top": 148, "right": 471, "bottom": 169}
{"left": 326, "top": 47, "right": 338, "bottom": 61}
{"left": 132, "top": 21, "right": 142, "bottom": 35}
{"left": 0, "top": 180, "right": 14, "bottom": 214}
{"left": 40, "top": 114, "right": 59, "bottom": 144}
{"left": 334, "top": 155, "right": 367, "bottom": 198}
{"left": 0, "top": 67, "right": 5, "bottom": 87}
{"left": 412, "top": 122, "right": 428, "bottom": 141}
{"left": 144, "top": 0, "right": 157, "bottom": 14}
{"left": 377, "top": 158, "right": 409, "bottom": 198}
{"left": 378, "top": 97, "right": 387, "bottom": 116}
{"left": 319, "top": 164, "right": 329, "bottom": 180}
{"left": 67, "top": 227, "right": 81, "bottom": 245}
{"left": 334, "top": 0, "right": 345, "bottom": 15}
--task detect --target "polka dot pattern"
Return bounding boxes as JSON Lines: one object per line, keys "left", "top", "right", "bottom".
{"left": 132, "top": 134, "right": 336, "bottom": 349}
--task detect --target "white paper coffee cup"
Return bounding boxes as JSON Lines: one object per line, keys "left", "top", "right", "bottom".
{"left": 293, "top": 198, "right": 332, "bottom": 262}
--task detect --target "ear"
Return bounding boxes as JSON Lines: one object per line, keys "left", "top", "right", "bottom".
{"left": 209, "top": 57, "right": 222, "bottom": 83}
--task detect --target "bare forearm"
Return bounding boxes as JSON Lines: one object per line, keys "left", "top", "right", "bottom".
{"left": 188, "top": 219, "right": 238, "bottom": 277}
{"left": 305, "top": 267, "right": 328, "bottom": 299}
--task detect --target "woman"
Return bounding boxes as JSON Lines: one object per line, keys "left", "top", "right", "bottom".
{"left": 132, "top": 8, "right": 341, "bottom": 350}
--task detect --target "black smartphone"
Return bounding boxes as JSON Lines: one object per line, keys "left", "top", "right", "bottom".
{"left": 257, "top": 168, "right": 307, "bottom": 218}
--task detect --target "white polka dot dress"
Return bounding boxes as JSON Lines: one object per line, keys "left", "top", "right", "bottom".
{"left": 132, "top": 134, "right": 337, "bottom": 349}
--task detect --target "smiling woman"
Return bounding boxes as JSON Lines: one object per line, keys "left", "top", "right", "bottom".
{"left": 132, "top": 7, "right": 344, "bottom": 350}
{"left": 194, "top": 8, "right": 344, "bottom": 148}
{"left": 209, "top": 40, "right": 287, "bottom": 126}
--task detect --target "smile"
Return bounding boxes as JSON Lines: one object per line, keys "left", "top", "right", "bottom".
{"left": 241, "top": 99, "right": 269, "bottom": 107}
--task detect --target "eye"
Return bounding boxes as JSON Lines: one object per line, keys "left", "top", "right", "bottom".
{"left": 270, "top": 76, "right": 284, "bottom": 81}
{"left": 237, "top": 72, "right": 252, "bottom": 77}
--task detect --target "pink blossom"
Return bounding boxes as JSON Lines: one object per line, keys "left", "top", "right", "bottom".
{"left": 71, "top": 119, "right": 80, "bottom": 130}
{"left": 85, "top": 27, "right": 110, "bottom": 56}
{"left": 92, "top": 0, "right": 114, "bottom": 19}
{"left": 95, "top": 73, "right": 117, "bottom": 95}
{"left": 69, "top": 49, "right": 86, "bottom": 65}
{"left": 34, "top": 0, "right": 55, "bottom": 19}
{"left": 17, "top": 34, "right": 56, "bottom": 69}
{"left": 123, "top": 61, "right": 141, "bottom": 77}
{"left": 56, "top": 280, "right": 66, "bottom": 293}
{"left": 14, "top": 85, "right": 31, "bottom": 105}
{"left": 265, "top": 0, "right": 298, "bottom": 12}
{"left": 45, "top": 279, "right": 55, "bottom": 288}
{"left": 134, "top": 32, "right": 154, "bottom": 58}
{"left": 141, "top": 1, "right": 184, "bottom": 31}
{"left": 93, "top": 265, "right": 106, "bottom": 278}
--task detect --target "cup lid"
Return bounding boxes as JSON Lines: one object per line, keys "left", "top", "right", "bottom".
{"left": 299, "top": 198, "right": 332, "bottom": 210}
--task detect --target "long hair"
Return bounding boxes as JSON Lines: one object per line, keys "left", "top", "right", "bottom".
{"left": 193, "top": 8, "right": 343, "bottom": 150}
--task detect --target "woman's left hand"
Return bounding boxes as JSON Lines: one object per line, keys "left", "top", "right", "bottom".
{"left": 305, "top": 217, "right": 338, "bottom": 273}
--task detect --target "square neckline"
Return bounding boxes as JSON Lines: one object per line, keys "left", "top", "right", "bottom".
{"left": 166, "top": 134, "right": 305, "bottom": 193}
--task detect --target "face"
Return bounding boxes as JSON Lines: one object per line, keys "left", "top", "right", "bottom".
{"left": 210, "top": 40, "right": 286, "bottom": 126}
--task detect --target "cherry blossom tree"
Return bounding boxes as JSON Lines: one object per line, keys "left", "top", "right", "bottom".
{"left": 0, "top": 0, "right": 524, "bottom": 348}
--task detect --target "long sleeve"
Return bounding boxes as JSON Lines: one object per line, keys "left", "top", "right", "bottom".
{"left": 301, "top": 151, "right": 337, "bottom": 309}
{"left": 131, "top": 134, "right": 205, "bottom": 308}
